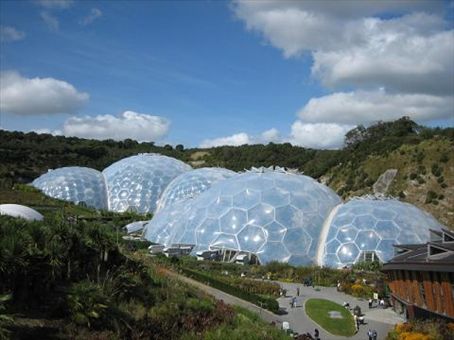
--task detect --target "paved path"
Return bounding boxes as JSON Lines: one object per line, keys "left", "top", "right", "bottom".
{"left": 164, "top": 269, "right": 404, "bottom": 340}
{"left": 276, "top": 281, "right": 405, "bottom": 340}
{"left": 163, "top": 269, "right": 282, "bottom": 325}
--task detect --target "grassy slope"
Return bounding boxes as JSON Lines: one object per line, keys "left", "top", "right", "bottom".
{"left": 305, "top": 298, "right": 356, "bottom": 337}
{"left": 325, "top": 138, "right": 454, "bottom": 227}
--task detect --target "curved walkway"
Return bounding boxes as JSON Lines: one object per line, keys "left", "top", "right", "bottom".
{"left": 164, "top": 268, "right": 404, "bottom": 340}
{"left": 276, "top": 281, "right": 404, "bottom": 340}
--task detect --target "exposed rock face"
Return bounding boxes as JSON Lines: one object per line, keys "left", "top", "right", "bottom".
{"left": 373, "top": 169, "right": 398, "bottom": 194}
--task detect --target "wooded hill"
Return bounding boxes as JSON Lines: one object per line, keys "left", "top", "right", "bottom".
{"left": 1, "top": 117, "right": 453, "bottom": 227}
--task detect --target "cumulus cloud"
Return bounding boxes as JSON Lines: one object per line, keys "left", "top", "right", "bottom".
{"left": 0, "top": 26, "right": 25, "bottom": 42}
{"left": 200, "top": 133, "right": 250, "bottom": 148}
{"left": 0, "top": 71, "right": 89, "bottom": 115}
{"left": 297, "top": 89, "right": 454, "bottom": 125}
{"left": 289, "top": 122, "right": 352, "bottom": 149}
{"left": 62, "top": 111, "right": 170, "bottom": 141}
{"left": 36, "top": 0, "right": 73, "bottom": 9}
{"left": 233, "top": 1, "right": 453, "bottom": 97}
{"left": 79, "top": 8, "right": 103, "bottom": 26}
{"left": 200, "top": 128, "right": 282, "bottom": 148}
{"left": 40, "top": 11, "right": 59, "bottom": 31}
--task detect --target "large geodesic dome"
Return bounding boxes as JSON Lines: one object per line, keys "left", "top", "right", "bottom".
{"left": 32, "top": 167, "right": 108, "bottom": 210}
{"left": 145, "top": 168, "right": 341, "bottom": 266}
{"left": 156, "top": 167, "right": 236, "bottom": 212}
{"left": 103, "top": 154, "right": 191, "bottom": 213}
{"left": 320, "top": 198, "right": 444, "bottom": 268}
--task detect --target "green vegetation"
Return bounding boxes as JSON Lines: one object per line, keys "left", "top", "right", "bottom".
{"left": 0, "top": 190, "right": 285, "bottom": 338}
{"left": 180, "top": 267, "right": 280, "bottom": 313}
{"left": 305, "top": 299, "right": 356, "bottom": 337}
{"left": 1, "top": 117, "right": 452, "bottom": 227}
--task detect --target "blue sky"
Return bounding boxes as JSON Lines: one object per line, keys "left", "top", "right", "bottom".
{"left": 1, "top": 0, "right": 453, "bottom": 148}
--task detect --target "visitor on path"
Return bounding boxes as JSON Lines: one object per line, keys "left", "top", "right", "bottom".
{"left": 314, "top": 328, "right": 320, "bottom": 340}
{"left": 367, "top": 329, "right": 373, "bottom": 340}
{"left": 353, "top": 315, "right": 358, "bottom": 332}
{"left": 368, "top": 298, "right": 373, "bottom": 308}
{"left": 297, "top": 287, "right": 300, "bottom": 296}
{"left": 372, "top": 329, "right": 378, "bottom": 340}
{"left": 292, "top": 296, "right": 297, "bottom": 308}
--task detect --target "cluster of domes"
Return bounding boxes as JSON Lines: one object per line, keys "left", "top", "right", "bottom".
{"left": 0, "top": 204, "right": 43, "bottom": 221}
{"left": 32, "top": 155, "right": 444, "bottom": 268}
{"left": 32, "top": 154, "right": 190, "bottom": 214}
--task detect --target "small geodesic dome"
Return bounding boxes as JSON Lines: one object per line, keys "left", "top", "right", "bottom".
{"left": 32, "top": 167, "right": 108, "bottom": 209}
{"left": 0, "top": 204, "right": 44, "bottom": 221}
{"left": 144, "top": 167, "right": 341, "bottom": 266}
{"left": 156, "top": 167, "right": 236, "bottom": 212}
{"left": 320, "top": 197, "right": 444, "bottom": 268}
{"left": 103, "top": 154, "right": 191, "bottom": 213}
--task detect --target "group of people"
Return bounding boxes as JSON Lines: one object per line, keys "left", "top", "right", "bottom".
{"left": 368, "top": 298, "right": 387, "bottom": 309}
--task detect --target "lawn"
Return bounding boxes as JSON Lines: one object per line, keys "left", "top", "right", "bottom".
{"left": 305, "top": 298, "right": 356, "bottom": 337}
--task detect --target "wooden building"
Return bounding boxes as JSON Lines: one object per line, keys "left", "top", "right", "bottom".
{"left": 382, "top": 228, "right": 454, "bottom": 321}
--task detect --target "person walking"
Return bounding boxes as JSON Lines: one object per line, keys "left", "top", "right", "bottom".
{"left": 297, "top": 287, "right": 300, "bottom": 296}
{"left": 367, "top": 329, "right": 373, "bottom": 340}
{"left": 314, "top": 328, "right": 320, "bottom": 340}
{"left": 368, "top": 298, "right": 372, "bottom": 309}
{"left": 372, "top": 329, "right": 378, "bottom": 340}
{"left": 292, "top": 296, "right": 297, "bottom": 308}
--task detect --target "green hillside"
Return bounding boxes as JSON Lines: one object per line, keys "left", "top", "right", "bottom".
{"left": 0, "top": 117, "right": 452, "bottom": 227}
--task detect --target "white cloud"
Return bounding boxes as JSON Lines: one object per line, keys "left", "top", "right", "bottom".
{"left": 297, "top": 89, "right": 454, "bottom": 125}
{"left": 260, "top": 128, "right": 280, "bottom": 143}
{"left": 40, "top": 11, "right": 59, "bottom": 31}
{"left": 233, "top": 1, "right": 453, "bottom": 96}
{"left": 199, "top": 127, "right": 283, "bottom": 148}
{"left": 0, "top": 26, "right": 25, "bottom": 42}
{"left": 200, "top": 132, "right": 250, "bottom": 148}
{"left": 289, "top": 122, "right": 352, "bottom": 149}
{"left": 79, "top": 8, "right": 103, "bottom": 26}
{"left": 62, "top": 111, "right": 170, "bottom": 141}
{"left": 36, "top": 0, "right": 73, "bottom": 9}
{"left": 0, "top": 71, "right": 89, "bottom": 115}
{"left": 33, "top": 128, "right": 62, "bottom": 135}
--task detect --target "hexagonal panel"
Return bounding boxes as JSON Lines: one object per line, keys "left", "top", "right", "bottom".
{"left": 375, "top": 220, "right": 400, "bottom": 239}
{"left": 290, "top": 193, "right": 317, "bottom": 213}
{"left": 275, "top": 205, "right": 304, "bottom": 229}
{"left": 196, "top": 218, "right": 220, "bottom": 245}
{"left": 211, "top": 233, "right": 239, "bottom": 250}
{"left": 336, "top": 226, "right": 358, "bottom": 243}
{"left": 355, "top": 230, "right": 380, "bottom": 250}
{"left": 372, "top": 207, "right": 396, "bottom": 220}
{"left": 262, "top": 187, "right": 290, "bottom": 207}
{"left": 232, "top": 189, "right": 261, "bottom": 209}
{"left": 257, "top": 242, "right": 290, "bottom": 264}
{"left": 237, "top": 225, "right": 266, "bottom": 253}
{"left": 219, "top": 208, "right": 247, "bottom": 234}
{"left": 248, "top": 203, "right": 274, "bottom": 226}
{"left": 264, "top": 221, "right": 286, "bottom": 241}
{"left": 283, "top": 228, "right": 311, "bottom": 255}
{"left": 337, "top": 242, "right": 360, "bottom": 263}
{"left": 353, "top": 215, "right": 377, "bottom": 230}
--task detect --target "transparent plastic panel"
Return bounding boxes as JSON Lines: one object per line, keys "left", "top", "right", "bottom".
{"left": 143, "top": 170, "right": 341, "bottom": 265}
{"left": 32, "top": 167, "right": 108, "bottom": 210}
{"left": 103, "top": 154, "right": 191, "bottom": 213}
{"left": 322, "top": 198, "right": 444, "bottom": 268}
{"left": 156, "top": 168, "right": 236, "bottom": 211}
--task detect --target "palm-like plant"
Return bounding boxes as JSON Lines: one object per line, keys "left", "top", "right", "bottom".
{"left": 0, "top": 294, "right": 13, "bottom": 340}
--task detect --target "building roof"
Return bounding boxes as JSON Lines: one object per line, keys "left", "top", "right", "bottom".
{"left": 383, "top": 228, "right": 454, "bottom": 272}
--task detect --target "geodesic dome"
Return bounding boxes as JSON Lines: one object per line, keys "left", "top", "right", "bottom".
{"left": 103, "top": 154, "right": 191, "bottom": 213}
{"left": 144, "top": 168, "right": 341, "bottom": 265}
{"left": 156, "top": 167, "right": 236, "bottom": 212}
{"left": 0, "top": 204, "right": 44, "bottom": 221}
{"left": 320, "top": 198, "right": 444, "bottom": 268}
{"left": 32, "top": 167, "right": 108, "bottom": 209}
